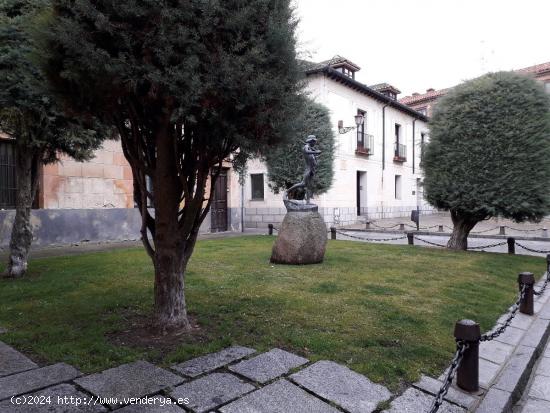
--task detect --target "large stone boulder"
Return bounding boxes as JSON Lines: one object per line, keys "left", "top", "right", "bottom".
{"left": 270, "top": 211, "right": 327, "bottom": 265}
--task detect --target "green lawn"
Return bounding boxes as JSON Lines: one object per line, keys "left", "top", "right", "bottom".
{"left": 0, "top": 236, "right": 544, "bottom": 390}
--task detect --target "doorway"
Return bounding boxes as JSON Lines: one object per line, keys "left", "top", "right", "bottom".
{"left": 211, "top": 168, "right": 228, "bottom": 232}
{"left": 356, "top": 171, "right": 367, "bottom": 216}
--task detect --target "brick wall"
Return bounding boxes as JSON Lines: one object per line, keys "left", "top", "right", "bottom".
{"left": 39, "top": 140, "right": 134, "bottom": 209}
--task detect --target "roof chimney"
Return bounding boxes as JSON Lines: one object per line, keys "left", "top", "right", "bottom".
{"left": 426, "top": 88, "right": 435, "bottom": 93}
{"left": 412, "top": 92, "right": 419, "bottom": 96}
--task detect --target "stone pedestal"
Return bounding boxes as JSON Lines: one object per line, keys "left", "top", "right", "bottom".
{"left": 270, "top": 211, "right": 327, "bottom": 265}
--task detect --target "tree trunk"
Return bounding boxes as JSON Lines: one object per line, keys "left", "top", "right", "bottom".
{"left": 5, "top": 146, "right": 40, "bottom": 278}
{"left": 447, "top": 210, "right": 479, "bottom": 250}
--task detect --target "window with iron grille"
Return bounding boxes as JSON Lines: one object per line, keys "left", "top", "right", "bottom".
{"left": 0, "top": 140, "right": 16, "bottom": 209}
{"left": 251, "top": 173, "right": 264, "bottom": 200}
{"left": 356, "top": 110, "right": 366, "bottom": 149}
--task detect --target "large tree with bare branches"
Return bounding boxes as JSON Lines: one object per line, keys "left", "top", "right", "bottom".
{"left": 43, "top": 0, "right": 304, "bottom": 331}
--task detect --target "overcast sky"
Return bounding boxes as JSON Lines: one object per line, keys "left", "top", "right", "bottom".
{"left": 293, "top": 0, "right": 548, "bottom": 97}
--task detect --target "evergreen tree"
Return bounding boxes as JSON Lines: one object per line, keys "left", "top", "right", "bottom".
{"left": 422, "top": 71, "right": 550, "bottom": 250}
{"left": 266, "top": 98, "right": 334, "bottom": 197}
{"left": 43, "top": 0, "right": 304, "bottom": 331}
{"left": 0, "top": 0, "right": 105, "bottom": 277}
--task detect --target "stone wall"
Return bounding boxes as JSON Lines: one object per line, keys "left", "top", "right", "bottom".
{"left": 0, "top": 207, "right": 238, "bottom": 249}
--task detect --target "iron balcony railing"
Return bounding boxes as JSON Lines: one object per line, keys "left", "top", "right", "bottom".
{"left": 394, "top": 143, "right": 406, "bottom": 162}
{"left": 356, "top": 134, "right": 374, "bottom": 156}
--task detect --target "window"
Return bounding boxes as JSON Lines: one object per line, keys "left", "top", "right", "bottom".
{"left": 251, "top": 173, "right": 264, "bottom": 200}
{"left": 420, "top": 132, "right": 426, "bottom": 160}
{"left": 395, "top": 124, "right": 401, "bottom": 144}
{"left": 356, "top": 109, "right": 366, "bottom": 149}
{"left": 0, "top": 140, "right": 16, "bottom": 209}
{"left": 417, "top": 107, "right": 427, "bottom": 116}
{"left": 545, "top": 82, "right": 550, "bottom": 94}
{"left": 395, "top": 175, "right": 402, "bottom": 200}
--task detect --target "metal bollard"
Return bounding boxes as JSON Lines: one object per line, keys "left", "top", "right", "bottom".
{"left": 507, "top": 237, "right": 515, "bottom": 255}
{"left": 499, "top": 226, "right": 506, "bottom": 235}
{"left": 518, "top": 272, "right": 535, "bottom": 315}
{"left": 268, "top": 224, "right": 273, "bottom": 236}
{"left": 399, "top": 223, "right": 405, "bottom": 231}
{"left": 454, "top": 319, "right": 481, "bottom": 392}
{"left": 366, "top": 221, "right": 371, "bottom": 230}
{"left": 407, "top": 232, "right": 414, "bottom": 245}
{"left": 547, "top": 254, "right": 550, "bottom": 274}
{"left": 543, "top": 228, "right": 548, "bottom": 238}
{"left": 438, "top": 225, "right": 444, "bottom": 232}
{"left": 330, "top": 227, "right": 336, "bottom": 240}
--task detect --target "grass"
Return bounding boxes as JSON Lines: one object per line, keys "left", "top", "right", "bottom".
{"left": 0, "top": 235, "right": 545, "bottom": 390}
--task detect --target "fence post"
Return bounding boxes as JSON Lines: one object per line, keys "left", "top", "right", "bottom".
{"left": 438, "top": 225, "right": 444, "bottom": 233}
{"left": 407, "top": 232, "right": 414, "bottom": 245}
{"left": 399, "top": 223, "right": 405, "bottom": 231}
{"left": 499, "top": 226, "right": 506, "bottom": 235}
{"left": 454, "top": 319, "right": 481, "bottom": 392}
{"left": 366, "top": 221, "right": 371, "bottom": 230}
{"left": 330, "top": 227, "right": 336, "bottom": 240}
{"left": 268, "top": 224, "right": 273, "bottom": 236}
{"left": 507, "top": 237, "right": 515, "bottom": 255}
{"left": 518, "top": 272, "right": 535, "bottom": 315}
{"left": 543, "top": 227, "right": 548, "bottom": 238}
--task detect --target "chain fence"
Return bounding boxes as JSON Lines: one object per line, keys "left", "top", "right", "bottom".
{"left": 534, "top": 272, "right": 550, "bottom": 296}
{"left": 336, "top": 230, "right": 407, "bottom": 242}
{"left": 515, "top": 241, "right": 550, "bottom": 254}
{"left": 429, "top": 341, "right": 469, "bottom": 413}
{"left": 480, "top": 284, "right": 527, "bottom": 342}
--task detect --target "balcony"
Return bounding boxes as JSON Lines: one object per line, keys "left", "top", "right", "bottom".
{"left": 393, "top": 143, "right": 406, "bottom": 162}
{"left": 355, "top": 134, "right": 374, "bottom": 156}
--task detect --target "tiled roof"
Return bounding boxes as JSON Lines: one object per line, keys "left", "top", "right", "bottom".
{"left": 370, "top": 83, "right": 402, "bottom": 94}
{"left": 399, "top": 61, "right": 550, "bottom": 106}
{"left": 305, "top": 55, "right": 361, "bottom": 72}
{"left": 516, "top": 61, "right": 550, "bottom": 75}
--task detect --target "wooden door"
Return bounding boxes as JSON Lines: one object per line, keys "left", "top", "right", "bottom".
{"left": 211, "top": 169, "right": 228, "bottom": 232}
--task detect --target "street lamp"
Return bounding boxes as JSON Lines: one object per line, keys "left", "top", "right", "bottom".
{"left": 338, "top": 113, "right": 364, "bottom": 134}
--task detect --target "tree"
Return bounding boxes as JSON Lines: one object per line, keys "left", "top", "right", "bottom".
{"left": 265, "top": 98, "right": 334, "bottom": 197}
{"left": 43, "top": 0, "right": 304, "bottom": 331}
{"left": 422, "top": 71, "right": 550, "bottom": 250}
{"left": 0, "top": 0, "right": 105, "bottom": 277}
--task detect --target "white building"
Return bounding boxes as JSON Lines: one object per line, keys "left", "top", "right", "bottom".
{"left": 240, "top": 56, "right": 432, "bottom": 229}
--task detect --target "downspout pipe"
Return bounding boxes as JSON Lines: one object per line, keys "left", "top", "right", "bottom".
{"left": 382, "top": 103, "right": 389, "bottom": 171}
{"left": 412, "top": 119, "right": 417, "bottom": 174}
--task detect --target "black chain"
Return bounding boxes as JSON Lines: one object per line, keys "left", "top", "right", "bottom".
{"left": 467, "top": 241, "right": 508, "bottom": 250}
{"left": 471, "top": 226, "right": 499, "bottom": 234}
{"left": 429, "top": 341, "right": 469, "bottom": 413}
{"left": 370, "top": 222, "right": 401, "bottom": 229}
{"left": 515, "top": 241, "right": 550, "bottom": 254}
{"left": 506, "top": 226, "right": 544, "bottom": 232}
{"left": 534, "top": 272, "right": 550, "bottom": 296}
{"left": 414, "top": 236, "right": 448, "bottom": 247}
{"left": 480, "top": 284, "right": 527, "bottom": 341}
{"left": 336, "top": 230, "right": 407, "bottom": 242}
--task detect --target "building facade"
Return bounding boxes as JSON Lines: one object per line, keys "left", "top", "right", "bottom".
{"left": 240, "top": 56, "right": 431, "bottom": 229}
{"left": 399, "top": 62, "right": 550, "bottom": 115}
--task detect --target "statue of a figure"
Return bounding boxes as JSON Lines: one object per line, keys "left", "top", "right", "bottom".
{"left": 284, "top": 135, "right": 322, "bottom": 208}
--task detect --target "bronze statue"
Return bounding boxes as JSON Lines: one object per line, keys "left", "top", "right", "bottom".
{"left": 284, "top": 135, "right": 321, "bottom": 210}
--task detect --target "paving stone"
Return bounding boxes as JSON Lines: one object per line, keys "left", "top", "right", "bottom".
{"left": 0, "top": 340, "right": 38, "bottom": 377}
{"left": 479, "top": 340, "right": 514, "bottom": 365}
{"left": 75, "top": 361, "right": 184, "bottom": 408}
{"left": 171, "top": 346, "right": 256, "bottom": 377}
{"left": 479, "top": 358, "right": 501, "bottom": 388}
{"left": 228, "top": 348, "right": 308, "bottom": 384}
{"left": 475, "top": 388, "right": 512, "bottom": 413}
{"left": 290, "top": 360, "right": 390, "bottom": 413}
{"left": 219, "top": 379, "right": 339, "bottom": 413}
{"left": 528, "top": 374, "right": 550, "bottom": 402}
{"left": 545, "top": 342, "right": 550, "bottom": 357}
{"left": 384, "top": 388, "right": 465, "bottom": 413}
{"left": 0, "top": 363, "right": 80, "bottom": 401}
{"left": 539, "top": 303, "right": 550, "bottom": 320}
{"left": 494, "top": 345, "right": 536, "bottom": 396}
{"left": 505, "top": 312, "right": 535, "bottom": 331}
{"left": 0, "top": 383, "right": 106, "bottom": 413}
{"left": 535, "top": 355, "right": 550, "bottom": 377}
{"left": 494, "top": 325, "right": 525, "bottom": 346}
{"left": 170, "top": 373, "right": 254, "bottom": 413}
{"left": 521, "top": 398, "right": 550, "bottom": 413}
{"left": 116, "top": 396, "right": 186, "bottom": 413}
{"left": 413, "top": 375, "right": 478, "bottom": 410}
{"left": 520, "top": 318, "right": 550, "bottom": 349}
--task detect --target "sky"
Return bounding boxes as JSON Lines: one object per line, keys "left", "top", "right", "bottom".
{"left": 293, "top": 0, "right": 549, "bottom": 97}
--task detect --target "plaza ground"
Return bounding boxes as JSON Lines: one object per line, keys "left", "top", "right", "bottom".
{"left": 0, "top": 235, "right": 545, "bottom": 392}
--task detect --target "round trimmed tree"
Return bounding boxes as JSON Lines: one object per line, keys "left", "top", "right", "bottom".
{"left": 422, "top": 71, "right": 550, "bottom": 250}
{"left": 266, "top": 98, "right": 335, "bottom": 197}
